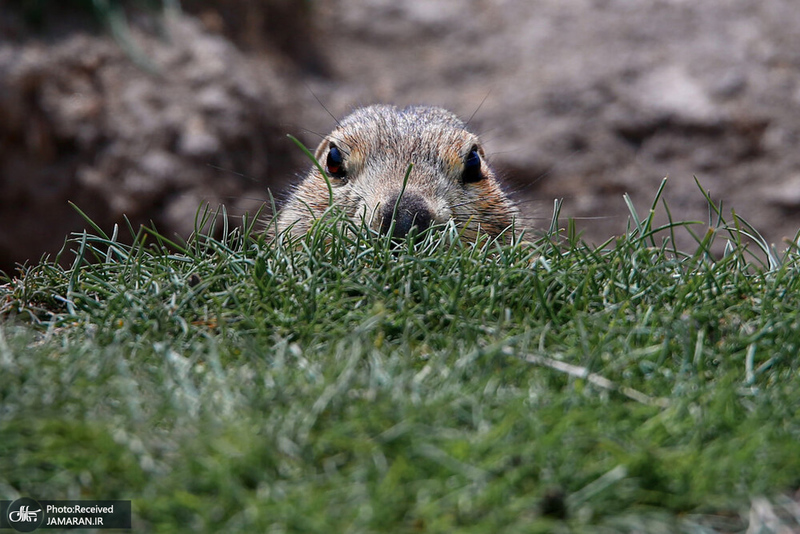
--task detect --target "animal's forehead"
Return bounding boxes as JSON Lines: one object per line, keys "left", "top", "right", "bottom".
{"left": 331, "top": 105, "right": 475, "bottom": 155}
{"left": 343, "top": 105, "right": 465, "bottom": 128}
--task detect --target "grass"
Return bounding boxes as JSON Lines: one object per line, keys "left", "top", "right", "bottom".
{"left": 2, "top": 180, "right": 800, "bottom": 532}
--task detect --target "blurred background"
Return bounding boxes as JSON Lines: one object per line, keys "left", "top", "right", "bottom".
{"left": 2, "top": 0, "right": 800, "bottom": 275}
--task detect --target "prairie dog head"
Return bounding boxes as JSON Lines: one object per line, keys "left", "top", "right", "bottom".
{"left": 277, "top": 105, "right": 519, "bottom": 240}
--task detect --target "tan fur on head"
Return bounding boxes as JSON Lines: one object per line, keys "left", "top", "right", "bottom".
{"left": 276, "top": 105, "right": 519, "bottom": 241}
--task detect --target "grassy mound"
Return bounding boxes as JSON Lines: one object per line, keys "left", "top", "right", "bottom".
{"left": 2, "top": 181, "right": 800, "bottom": 532}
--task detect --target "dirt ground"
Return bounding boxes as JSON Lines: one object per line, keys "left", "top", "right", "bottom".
{"left": 2, "top": 0, "right": 800, "bottom": 274}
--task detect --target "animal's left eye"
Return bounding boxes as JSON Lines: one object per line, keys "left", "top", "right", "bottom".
{"left": 326, "top": 145, "right": 347, "bottom": 179}
{"left": 462, "top": 146, "right": 484, "bottom": 184}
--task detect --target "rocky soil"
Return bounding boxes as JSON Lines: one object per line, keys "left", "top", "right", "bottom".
{"left": 2, "top": 0, "right": 800, "bottom": 274}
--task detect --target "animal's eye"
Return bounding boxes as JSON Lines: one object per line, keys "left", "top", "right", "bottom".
{"left": 462, "top": 146, "right": 484, "bottom": 184}
{"left": 326, "top": 145, "right": 347, "bottom": 178}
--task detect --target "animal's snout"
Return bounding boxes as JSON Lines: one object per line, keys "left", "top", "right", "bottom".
{"left": 380, "top": 192, "right": 434, "bottom": 239}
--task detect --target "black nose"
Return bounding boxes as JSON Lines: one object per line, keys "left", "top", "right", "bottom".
{"left": 380, "top": 193, "right": 434, "bottom": 239}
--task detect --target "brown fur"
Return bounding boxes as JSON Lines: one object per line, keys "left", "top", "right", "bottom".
{"left": 276, "top": 105, "right": 519, "bottom": 240}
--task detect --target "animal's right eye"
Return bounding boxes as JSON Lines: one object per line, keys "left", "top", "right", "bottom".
{"left": 462, "top": 146, "right": 484, "bottom": 184}
{"left": 326, "top": 145, "right": 347, "bottom": 178}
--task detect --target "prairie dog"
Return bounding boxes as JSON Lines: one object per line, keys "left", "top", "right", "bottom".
{"left": 276, "top": 105, "right": 519, "bottom": 240}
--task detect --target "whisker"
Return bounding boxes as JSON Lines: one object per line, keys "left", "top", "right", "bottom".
{"left": 465, "top": 89, "right": 492, "bottom": 128}
{"left": 297, "top": 128, "right": 328, "bottom": 142}
{"left": 306, "top": 82, "right": 341, "bottom": 127}
{"left": 205, "top": 164, "right": 260, "bottom": 183}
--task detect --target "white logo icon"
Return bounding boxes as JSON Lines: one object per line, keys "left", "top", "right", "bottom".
{"left": 8, "top": 505, "right": 41, "bottom": 523}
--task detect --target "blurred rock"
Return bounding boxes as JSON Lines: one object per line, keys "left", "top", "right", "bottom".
{"left": 0, "top": 10, "right": 301, "bottom": 274}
